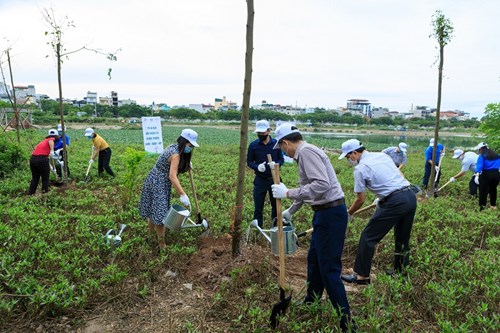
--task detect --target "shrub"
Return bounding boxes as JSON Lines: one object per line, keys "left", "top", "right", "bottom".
{"left": 0, "top": 137, "right": 25, "bottom": 178}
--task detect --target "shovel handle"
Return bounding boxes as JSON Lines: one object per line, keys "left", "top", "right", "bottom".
{"left": 353, "top": 202, "right": 377, "bottom": 215}
{"left": 268, "top": 154, "right": 286, "bottom": 289}
{"left": 438, "top": 180, "right": 452, "bottom": 192}
{"left": 188, "top": 169, "right": 201, "bottom": 217}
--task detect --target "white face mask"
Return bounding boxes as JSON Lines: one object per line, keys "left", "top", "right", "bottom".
{"left": 347, "top": 158, "right": 358, "bottom": 167}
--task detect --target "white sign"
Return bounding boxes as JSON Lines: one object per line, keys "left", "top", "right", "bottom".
{"left": 141, "top": 117, "right": 163, "bottom": 154}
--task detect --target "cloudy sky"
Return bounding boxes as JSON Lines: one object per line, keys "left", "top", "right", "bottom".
{"left": 1, "top": 0, "right": 499, "bottom": 118}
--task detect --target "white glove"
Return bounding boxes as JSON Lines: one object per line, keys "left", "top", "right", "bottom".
{"left": 474, "top": 174, "right": 480, "bottom": 185}
{"left": 49, "top": 152, "right": 56, "bottom": 159}
{"left": 449, "top": 177, "right": 456, "bottom": 183}
{"left": 348, "top": 214, "right": 353, "bottom": 222}
{"left": 268, "top": 161, "right": 276, "bottom": 170}
{"left": 89, "top": 159, "right": 94, "bottom": 164}
{"left": 372, "top": 198, "right": 380, "bottom": 207}
{"left": 271, "top": 182, "right": 288, "bottom": 199}
{"left": 257, "top": 162, "right": 266, "bottom": 173}
{"left": 282, "top": 209, "right": 292, "bottom": 223}
{"left": 190, "top": 162, "right": 193, "bottom": 170}
{"left": 180, "top": 194, "right": 190, "bottom": 207}
{"left": 435, "top": 166, "right": 440, "bottom": 173}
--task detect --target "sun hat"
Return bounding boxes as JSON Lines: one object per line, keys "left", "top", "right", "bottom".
{"left": 398, "top": 142, "right": 407, "bottom": 153}
{"left": 452, "top": 149, "right": 464, "bottom": 159}
{"left": 254, "top": 120, "right": 270, "bottom": 133}
{"left": 338, "top": 139, "right": 364, "bottom": 159}
{"left": 475, "top": 142, "right": 488, "bottom": 151}
{"left": 84, "top": 128, "right": 94, "bottom": 137}
{"left": 181, "top": 129, "right": 199, "bottom": 147}
{"left": 272, "top": 122, "right": 300, "bottom": 149}
{"left": 48, "top": 129, "right": 58, "bottom": 136}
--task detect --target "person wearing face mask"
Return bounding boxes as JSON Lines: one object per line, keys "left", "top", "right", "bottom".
{"left": 381, "top": 142, "right": 407, "bottom": 171}
{"left": 84, "top": 128, "right": 115, "bottom": 179}
{"left": 139, "top": 129, "right": 199, "bottom": 250}
{"left": 338, "top": 139, "right": 417, "bottom": 285}
{"left": 246, "top": 120, "right": 284, "bottom": 228}
{"left": 270, "top": 123, "right": 355, "bottom": 333}
{"left": 449, "top": 149, "right": 479, "bottom": 197}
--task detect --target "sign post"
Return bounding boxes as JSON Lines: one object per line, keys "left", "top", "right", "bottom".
{"left": 141, "top": 117, "right": 163, "bottom": 154}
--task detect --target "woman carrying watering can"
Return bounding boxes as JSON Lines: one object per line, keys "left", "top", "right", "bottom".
{"left": 270, "top": 123, "right": 355, "bottom": 333}
{"left": 139, "top": 129, "right": 199, "bottom": 250}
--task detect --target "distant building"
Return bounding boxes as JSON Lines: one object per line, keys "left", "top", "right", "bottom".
{"left": 84, "top": 91, "right": 97, "bottom": 105}
{"left": 412, "top": 105, "right": 434, "bottom": 118}
{"left": 188, "top": 104, "right": 213, "bottom": 113}
{"left": 99, "top": 96, "right": 112, "bottom": 106}
{"left": 347, "top": 99, "right": 372, "bottom": 117}
{"left": 118, "top": 98, "right": 136, "bottom": 107}
{"left": 371, "top": 107, "right": 389, "bottom": 118}
{"left": 111, "top": 91, "right": 118, "bottom": 107}
{"left": 214, "top": 96, "right": 238, "bottom": 111}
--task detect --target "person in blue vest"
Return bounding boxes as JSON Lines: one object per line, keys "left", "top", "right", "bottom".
{"left": 474, "top": 142, "right": 500, "bottom": 211}
{"left": 449, "top": 149, "right": 479, "bottom": 196}
{"left": 55, "top": 124, "right": 70, "bottom": 178}
{"left": 422, "top": 138, "right": 445, "bottom": 197}
{"left": 246, "top": 120, "right": 284, "bottom": 228}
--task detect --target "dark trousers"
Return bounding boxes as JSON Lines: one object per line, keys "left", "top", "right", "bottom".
{"left": 354, "top": 189, "right": 417, "bottom": 277}
{"left": 252, "top": 176, "right": 276, "bottom": 228}
{"left": 98, "top": 148, "right": 114, "bottom": 177}
{"left": 55, "top": 150, "right": 70, "bottom": 178}
{"left": 478, "top": 170, "right": 500, "bottom": 208}
{"left": 422, "top": 162, "right": 442, "bottom": 190}
{"left": 468, "top": 175, "right": 478, "bottom": 196}
{"left": 305, "top": 204, "right": 351, "bottom": 331}
{"left": 29, "top": 155, "right": 50, "bottom": 195}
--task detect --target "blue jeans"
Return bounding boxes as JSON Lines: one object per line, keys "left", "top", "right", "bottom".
{"left": 305, "top": 204, "right": 351, "bottom": 330}
{"left": 252, "top": 176, "right": 276, "bottom": 228}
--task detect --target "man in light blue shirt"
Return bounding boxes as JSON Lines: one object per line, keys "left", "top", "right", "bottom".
{"left": 382, "top": 142, "right": 407, "bottom": 170}
{"left": 338, "top": 139, "right": 417, "bottom": 285}
{"left": 449, "top": 149, "right": 479, "bottom": 196}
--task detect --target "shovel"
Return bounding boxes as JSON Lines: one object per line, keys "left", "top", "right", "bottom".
{"left": 267, "top": 154, "right": 291, "bottom": 329}
{"left": 84, "top": 147, "right": 95, "bottom": 183}
{"left": 188, "top": 168, "right": 210, "bottom": 235}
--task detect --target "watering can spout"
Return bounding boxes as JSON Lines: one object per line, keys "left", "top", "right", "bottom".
{"left": 250, "top": 220, "right": 272, "bottom": 244}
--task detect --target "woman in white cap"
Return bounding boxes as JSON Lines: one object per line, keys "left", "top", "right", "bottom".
{"left": 84, "top": 128, "right": 115, "bottom": 178}
{"left": 28, "top": 129, "right": 59, "bottom": 194}
{"left": 474, "top": 142, "right": 500, "bottom": 210}
{"left": 448, "top": 149, "right": 479, "bottom": 196}
{"left": 139, "top": 129, "right": 199, "bottom": 250}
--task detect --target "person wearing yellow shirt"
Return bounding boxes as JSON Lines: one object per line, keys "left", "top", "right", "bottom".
{"left": 84, "top": 128, "right": 115, "bottom": 179}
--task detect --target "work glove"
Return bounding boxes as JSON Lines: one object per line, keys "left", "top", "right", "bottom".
{"left": 180, "top": 194, "right": 190, "bottom": 207}
{"left": 89, "top": 159, "right": 94, "bottom": 164}
{"left": 348, "top": 214, "right": 354, "bottom": 222}
{"left": 474, "top": 174, "right": 480, "bottom": 185}
{"left": 435, "top": 166, "right": 440, "bottom": 173}
{"left": 449, "top": 177, "right": 456, "bottom": 183}
{"left": 268, "top": 161, "right": 276, "bottom": 170}
{"left": 271, "top": 182, "right": 288, "bottom": 199}
{"left": 257, "top": 162, "right": 266, "bottom": 173}
{"left": 282, "top": 208, "right": 292, "bottom": 223}
{"left": 372, "top": 198, "right": 380, "bottom": 208}
{"left": 49, "top": 152, "right": 56, "bottom": 159}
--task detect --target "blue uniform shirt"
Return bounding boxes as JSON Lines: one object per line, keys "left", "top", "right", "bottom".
{"left": 475, "top": 153, "right": 500, "bottom": 173}
{"left": 246, "top": 136, "right": 284, "bottom": 178}
{"left": 424, "top": 143, "right": 444, "bottom": 164}
{"left": 54, "top": 134, "right": 70, "bottom": 150}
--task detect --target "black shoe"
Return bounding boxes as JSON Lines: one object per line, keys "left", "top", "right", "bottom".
{"left": 341, "top": 273, "right": 370, "bottom": 285}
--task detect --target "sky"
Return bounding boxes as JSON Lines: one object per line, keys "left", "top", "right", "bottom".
{"left": 1, "top": 0, "right": 499, "bottom": 119}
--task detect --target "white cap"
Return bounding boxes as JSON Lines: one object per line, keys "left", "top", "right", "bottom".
{"left": 398, "top": 142, "right": 407, "bottom": 153}
{"left": 475, "top": 142, "right": 488, "bottom": 150}
{"left": 57, "top": 124, "right": 64, "bottom": 131}
{"left": 181, "top": 129, "right": 199, "bottom": 147}
{"left": 272, "top": 122, "right": 300, "bottom": 149}
{"left": 84, "top": 128, "right": 94, "bottom": 137}
{"left": 254, "top": 120, "right": 270, "bottom": 133}
{"left": 452, "top": 149, "right": 464, "bottom": 159}
{"left": 338, "top": 139, "right": 364, "bottom": 159}
{"left": 429, "top": 138, "right": 435, "bottom": 146}
{"left": 48, "top": 129, "right": 58, "bottom": 136}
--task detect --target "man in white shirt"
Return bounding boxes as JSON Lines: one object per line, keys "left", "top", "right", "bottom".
{"left": 449, "top": 149, "right": 479, "bottom": 196}
{"left": 382, "top": 142, "right": 407, "bottom": 170}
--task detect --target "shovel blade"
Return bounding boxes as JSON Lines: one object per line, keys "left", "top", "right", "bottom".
{"left": 269, "top": 288, "right": 291, "bottom": 329}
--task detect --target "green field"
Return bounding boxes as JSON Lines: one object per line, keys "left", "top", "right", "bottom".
{"left": 0, "top": 125, "right": 498, "bottom": 332}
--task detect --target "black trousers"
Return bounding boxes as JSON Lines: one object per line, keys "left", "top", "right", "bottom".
{"left": 29, "top": 155, "right": 50, "bottom": 194}
{"left": 98, "top": 148, "right": 114, "bottom": 177}
{"left": 468, "top": 175, "right": 478, "bottom": 196}
{"left": 354, "top": 189, "right": 417, "bottom": 276}
{"left": 55, "top": 150, "right": 70, "bottom": 178}
{"left": 478, "top": 170, "right": 499, "bottom": 208}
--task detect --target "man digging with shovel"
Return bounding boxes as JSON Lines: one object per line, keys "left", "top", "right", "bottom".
{"left": 271, "top": 123, "right": 355, "bottom": 332}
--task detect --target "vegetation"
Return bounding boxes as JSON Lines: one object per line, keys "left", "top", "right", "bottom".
{"left": 0, "top": 125, "right": 497, "bottom": 332}
{"left": 480, "top": 102, "right": 500, "bottom": 150}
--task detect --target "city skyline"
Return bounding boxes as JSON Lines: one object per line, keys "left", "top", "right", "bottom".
{"left": 1, "top": 0, "right": 499, "bottom": 119}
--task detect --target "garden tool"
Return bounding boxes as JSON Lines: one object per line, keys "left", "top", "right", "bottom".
{"left": 249, "top": 220, "right": 298, "bottom": 255}
{"left": 163, "top": 204, "right": 208, "bottom": 232}
{"left": 353, "top": 202, "right": 377, "bottom": 215}
{"left": 267, "top": 155, "right": 291, "bottom": 329}
{"left": 84, "top": 147, "right": 95, "bottom": 183}
{"left": 438, "top": 179, "right": 453, "bottom": 191}
{"left": 188, "top": 168, "right": 208, "bottom": 226}
{"left": 105, "top": 223, "right": 127, "bottom": 246}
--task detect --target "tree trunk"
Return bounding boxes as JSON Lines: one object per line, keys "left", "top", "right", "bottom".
{"left": 6, "top": 51, "right": 20, "bottom": 143}
{"left": 429, "top": 43, "right": 444, "bottom": 196}
{"left": 56, "top": 43, "right": 69, "bottom": 180}
{"left": 232, "top": 0, "right": 254, "bottom": 257}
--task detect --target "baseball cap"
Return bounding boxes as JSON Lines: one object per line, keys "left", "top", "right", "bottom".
{"left": 57, "top": 124, "right": 65, "bottom": 131}
{"left": 181, "top": 129, "right": 199, "bottom": 147}
{"left": 48, "top": 129, "right": 58, "bottom": 136}
{"left": 338, "top": 139, "right": 364, "bottom": 159}
{"left": 84, "top": 128, "right": 94, "bottom": 137}
{"left": 254, "top": 120, "right": 270, "bottom": 133}
{"left": 272, "top": 122, "right": 300, "bottom": 149}
{"left": 475, "top": 142, "right": 488, "bottom": 150}
{"left": 429, "top": 138, "right": 435, "bottom": 146}
{"left": 398, "top": 142, "right": 407, "bottom": 153}
{"left": 452, "top": 149, "right": 464, "bottom": 159}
